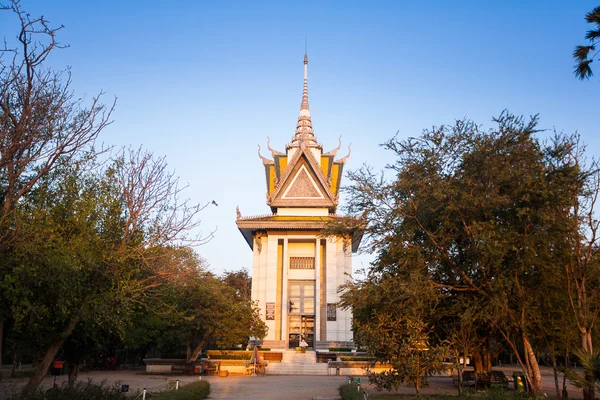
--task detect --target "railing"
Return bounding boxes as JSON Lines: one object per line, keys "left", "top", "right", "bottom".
{"left": 289, "top": 257, "right": 315, "bottom": 269}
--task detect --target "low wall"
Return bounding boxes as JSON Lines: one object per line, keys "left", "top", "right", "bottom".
{"left": 327, "top": 361, "right": 392, "bottom": 376}
{"left": 143, "top": 358, "right": 248, "bottom": 375}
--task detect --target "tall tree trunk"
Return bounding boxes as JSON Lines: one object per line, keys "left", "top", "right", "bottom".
{"left": 563, "top": 350, "right": 570, "bottom": 400}
{"left": 581, "top": 329, "right": 593, "bottom": 353}
{"left": 0, "top": 318, "right": 4, "bottom": 382}
{"left": 551, "top": 351, "right": 560, "bottom": 399}
{"left": 483, "top": 348, "right": 492, "bottom": 372}
{"left": 581, "top": 329, "right": 595, "bottom": 400}
{"left": 10, "top": 343, "right": 17, "bottom": 378}
{"left": 186, "top": 340, "right": 205, "bottom": 363}
{"left": 473, "top": 351, "right": 483, "bottom": 373}
{"left": 68, "top": 363, "right": 79, "bottom": 388}
{"left": 523, "top": 333, "right": 543, "bottom": 394}
{"left": 21, "top": 318, "right": 78, "bottom": 396}
{"left": 414, "top": 375, "right": 420, "bottom": 395}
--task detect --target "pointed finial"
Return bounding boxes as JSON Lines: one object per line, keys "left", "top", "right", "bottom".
{"left": 291, "top": 52, "right": 315, "bottom": 147}
{"left": 305, "top": 35, "right": 307, "bottom": 56}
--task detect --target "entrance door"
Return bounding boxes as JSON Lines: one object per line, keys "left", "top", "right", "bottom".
{"left": 288, "top": 281, "right": 315, "bottom": 349}
{"left": 288, "top": 315, "right": 314, "bottom": 348}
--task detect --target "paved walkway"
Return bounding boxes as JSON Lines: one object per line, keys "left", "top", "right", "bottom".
{"left": 0, "top": 366, "right": 586, "bottom": 399}
{"left": 0, "top": 371, "right": 348, "bottom": 399}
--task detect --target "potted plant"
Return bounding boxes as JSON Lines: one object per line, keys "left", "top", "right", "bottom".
{"left": 299, "top": 339, "right": 308, "bottom": 353}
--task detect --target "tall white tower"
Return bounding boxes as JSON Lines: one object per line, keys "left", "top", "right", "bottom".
{"left": 237, "top": 55, "right": 362, "bottom": 350}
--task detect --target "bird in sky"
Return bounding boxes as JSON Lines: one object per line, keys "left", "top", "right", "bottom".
{"left": 211, "top": 200, "right": 218, "bottom": 206}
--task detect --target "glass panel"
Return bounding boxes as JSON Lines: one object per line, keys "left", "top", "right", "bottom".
{"left": 289, "top": 315, "right": 300, "bottom": 332}
{"left": 302, "top": 316, "right": 315, "bottom": 348}
{"left": 304, "top": 298, "right": 314, "bottom": 314}
{"left": 289, "top": 315, "right": 301, "bottom": 348}
{"left": 304, "top": 284, "right": 314, "bottom": 296}
{"left": 288, "top": 281, "right": 316, "bottom": 315}
{"left": 290, "top": 284, "right": 301, "bottom": 296}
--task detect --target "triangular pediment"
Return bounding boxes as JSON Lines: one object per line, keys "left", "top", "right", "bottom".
{"left": 282, "top": 165, "right": 325, "bottom": 199}
{"left": 269, "top": 149, "right": 336, "bottom": 210}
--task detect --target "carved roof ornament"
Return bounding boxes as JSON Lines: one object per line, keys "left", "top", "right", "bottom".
{"left": 335, "top": 143, "right": 352, "bottom": 164}
{"left": 267, "top": 137, "right": 285, "bottom": 157}
{"left": 257, "top": 144, "right": 273, "bottom": 165}
{"left": 324, "top": 136, "right": 342, "bottom": 157}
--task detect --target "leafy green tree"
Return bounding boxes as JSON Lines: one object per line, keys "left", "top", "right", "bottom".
{"left": 175, "top": 270, "right": 266, "bottom": 363}
{"left": 573, "top": 5, "right": 600, "bottom": 80}
{"left": 340, "top": 112, "right": 583, "bottom": 394}
{"left": 441, "top": 306, "right": 481, "bottom": 396}
{"left": 1, "top": 147, "right": 208, "bottom": 395}
{"left": 340, "top": 270, "right": 447, "bottom": 394}
{"left": 222, "top": 268, "right": 252, "bottom": 301}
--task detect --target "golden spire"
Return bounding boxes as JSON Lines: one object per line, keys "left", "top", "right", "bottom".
{"left": 291, "top": 53, "right": 317, "bottom": 147}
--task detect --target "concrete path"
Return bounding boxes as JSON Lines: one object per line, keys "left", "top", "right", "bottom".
{"left": 0, "top": 371, "right": 347, "bottom": 399}
{"left": 0, "top": 365, "right": 586, "bottom": 399}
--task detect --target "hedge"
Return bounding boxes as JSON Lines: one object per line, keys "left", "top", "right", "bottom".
{"left": 7, "top": 381, "right": 129, "bottom": 400}
{"left": 151, "top": 381, "right": 210, "bottom": 400}
{"left": 329, "top": 347, "right": 353, "bottom": 352}
{"left": 338, "top": 383, "right": 364, "bottom": 400}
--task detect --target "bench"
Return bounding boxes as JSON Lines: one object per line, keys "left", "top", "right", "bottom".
{"left": 171, "top": 364, "right": 195, "bottom": 375}
{"left": 201, "top": 361, "right": 220, "bottom": 375}
{"left": 245, "top": 361, "right": 268, "bottom": 376}
{"left": 261, "top": 352, "right": 283, "bottom": 362}
{"left": 328, "top": 361, "right": 376, "bottom": 375}
{"left": 453, "top": 371, "right": 475, "bottom": 388}
{"left": 474, "top": 371, "right": 508, "bottom": 390}
{"left": 317, "top": 353, "right": 338, "bottom": 363}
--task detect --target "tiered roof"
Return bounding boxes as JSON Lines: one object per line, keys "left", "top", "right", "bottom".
{"left": 237, "top": 54, "right": 360, "bottom": 251}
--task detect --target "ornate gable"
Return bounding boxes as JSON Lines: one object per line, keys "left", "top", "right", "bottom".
{"left": 268, "top": 148, "right": 336, "bottom": 211}
{"left": 283, "top": 166, "right": 324, "bottom": 199}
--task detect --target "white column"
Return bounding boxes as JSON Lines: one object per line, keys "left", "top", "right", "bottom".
{"left": 343, "top": 239, "right": 353, "bottom": 342}
{"left": 326, "top": 237, "right": 338, "bottom": 341}
{"left": 281, "top": 237, "right": 289, "bottom": 346}
{"left": 264, "top": 235, "right": 279, "bottom": 339}
{"left": 314, "top": 238, "right": 321, "bottom": 342}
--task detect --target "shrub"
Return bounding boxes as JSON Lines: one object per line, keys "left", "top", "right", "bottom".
{"left": 151, "top": 381, "right": 211, "bottom": 400}
{"left": 208, "top": 353, "right": 251, "bottom": 360}
{"left": 329, "top": 347, "right": 353, "bottom": 352}
{"left": 206, "top": 350, "right": 252, "bottom": 360}
{"left": 339, "top": 356, "right": 376, "bottom": 362}
{"left": 6, "top": 380, "right": 129, "bottom": 400}
{"left": 338, "top": 383, "right": 364, "bottom": 400}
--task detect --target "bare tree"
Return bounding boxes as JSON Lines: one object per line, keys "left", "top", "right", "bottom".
{"left": 0, "top": 0, "right": 114, "bottom": 235}
{"left": 559, "top": 135, "right": 600, "bottom": 400}
{"left": 0, "top": 0, "right": 113, "bottom": 381}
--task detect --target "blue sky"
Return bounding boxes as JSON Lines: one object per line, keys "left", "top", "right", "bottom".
{"left": 2, "top": 1, "right": 598, "bottom": 274}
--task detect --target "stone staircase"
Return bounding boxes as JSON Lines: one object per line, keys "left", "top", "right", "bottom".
{"left": 266, "top": 350, "right": 329, "bottom": 375}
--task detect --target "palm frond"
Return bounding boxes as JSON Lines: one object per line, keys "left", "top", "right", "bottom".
{"left": 563, "top": 349, "right": 600, "bottom": 389}
{"left": 573, "top": 45, "right": 595, "bottom": 61}
{"left": 561, "top": 366, "right": 589, "bottom": 389}
{"left": 584, "top": 6, "right": 600, "bottom": 24}
{"left": 585, "top": 29, "right": 600, "bottom": 41}
{"left": 574, "top": 60, "right": 594, "bottom": 80}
